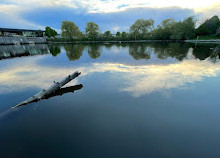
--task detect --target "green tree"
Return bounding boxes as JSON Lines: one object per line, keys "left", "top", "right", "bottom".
{"left": 104, "top": 31, "right": 112, "bottom": 38}
{"left": 121, "top": 32, "right": 127, "bottom": 40}
{"left": 152, "top": 19, "right": 176, "bottom": 40}
{"left": 170, "top": 22, "right": 184, "bottom": 40}
{"left": 61, "top": 21, "right": 81, "bottom": 38}
{"left": 196, "top": 16, "right": 220, "bottom": 36}
{"left": 45, "top": 26, "right": 57, "bottom": 38}
{"left": 85, "top": 22, "right": 100, "bottom": 40}
{"left": 161, "top": 19, "right": 176, "bottom": 29}
{"left": 116, "top": 31, "right": 121, "bottom": 37}
{"left": 130, "top": 19, "right": 154, "bottom": 40}
{"left": 182, "top": 17, "right": 196, "bottom": 39}
{"left": 170, "top": 17, "right": 196, "bottom": 40}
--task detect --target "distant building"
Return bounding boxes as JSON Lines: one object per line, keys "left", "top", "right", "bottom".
{"left": 0, "top": 28, "right": 46, "bottom": 45}
{"left": 0, "top": 28, "right": 45, "bottom": 37}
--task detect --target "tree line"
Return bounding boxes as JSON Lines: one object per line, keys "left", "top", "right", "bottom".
{"left": 45, "top": 15, "right": 220, "bottom": 41}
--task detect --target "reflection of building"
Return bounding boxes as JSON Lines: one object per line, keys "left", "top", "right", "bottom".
{"left": 0, "top": 28, "right": 46, "bottom": 44}
{"left": 0, "top": 44, "right": 50, "bottom": 60}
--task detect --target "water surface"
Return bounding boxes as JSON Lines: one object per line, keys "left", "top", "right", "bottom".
{"left": 0, "top": 42, "right": 220, "bottom": 157}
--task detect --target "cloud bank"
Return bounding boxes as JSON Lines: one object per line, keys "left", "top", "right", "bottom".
{"left": 0, "top": 0, "right": 219, "bottom": 32}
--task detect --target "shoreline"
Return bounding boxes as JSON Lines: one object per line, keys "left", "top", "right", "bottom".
{"left": 0, "top": 39, "right": 219, "bottom": 45}
{"left": 47, "top": 40, "right": 182, "bottom": 44}
{"left": 47, "top": 39, "right": 220, "bottom": 44}
{"left": 185, "top": 39, "right": 220, "bottom": 43}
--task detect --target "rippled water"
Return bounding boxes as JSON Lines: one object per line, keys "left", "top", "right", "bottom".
{"left": 0, "top": 42, "right": 220, "bottom": 157}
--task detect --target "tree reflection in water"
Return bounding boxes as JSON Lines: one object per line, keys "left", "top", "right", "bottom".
{"left": 88, "top": 44, "right": 101, "bottom": 59}
{"left": 64, "top": 44, "right": 84, "bottom": 61}
{"left": 129, "top": 43, "right": 152, "bottom": 60}
{"left": 152, "top": 42, "right": 193, "bottom": 61}
{"left": 49, "top": 44, "right": 61, "bottom": 56}
{"left": 51, "top": 43, "right": 220, "bottom": 63}
{"left": 128, "top": 42, "right": 220, "bottom": 62}
{"left": 193, "top": 43, "right": 220, "bottom": 63}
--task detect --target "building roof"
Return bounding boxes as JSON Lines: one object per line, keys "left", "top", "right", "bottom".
{"left": 0, "top": 28, "right": 44, "bottom": 33}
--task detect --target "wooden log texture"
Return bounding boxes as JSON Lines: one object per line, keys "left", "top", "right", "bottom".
{"left": 11, "top": 71, "right": 81, "bottom": 109}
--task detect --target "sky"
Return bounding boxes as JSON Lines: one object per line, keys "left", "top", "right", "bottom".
{"left": 0, "top": 0, "right": 220, "bottom": 33}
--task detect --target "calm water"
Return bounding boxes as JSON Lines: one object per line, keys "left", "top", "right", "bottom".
{"left": 0, "top": 42, "right": 220, "bottom": 157}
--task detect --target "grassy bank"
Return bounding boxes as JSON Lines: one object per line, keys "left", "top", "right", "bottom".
{"left": 192, "top": 35, "right": 220, "bottom": 40}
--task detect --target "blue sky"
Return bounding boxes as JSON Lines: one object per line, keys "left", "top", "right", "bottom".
{"left": 0, "top": 0, "right": 220, "bottom": 33}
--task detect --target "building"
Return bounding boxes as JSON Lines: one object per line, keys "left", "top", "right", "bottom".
{"left": 0, "top": 28, "right": 45, "bottom": 37}
{"left": 0, "top": 28, "right": 46, "bottom": 45}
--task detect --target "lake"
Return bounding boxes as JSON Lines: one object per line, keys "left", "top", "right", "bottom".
{"left": 0, "top": 42, "right": 220, "bottom": 157}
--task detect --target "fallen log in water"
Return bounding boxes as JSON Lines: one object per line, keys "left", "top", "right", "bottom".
{"left": 44, "top": 84, "right": 83, "bottom": 99}
{"left": 11, "top": 71, "right": 81, "bottom": 109}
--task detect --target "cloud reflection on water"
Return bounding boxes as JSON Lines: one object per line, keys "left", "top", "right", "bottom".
{"left": 0, "top": 50, "right": 220, "bottom": 97}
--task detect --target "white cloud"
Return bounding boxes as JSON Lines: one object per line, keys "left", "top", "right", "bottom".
{"left": 0, "top": 56, "right": 79, "bottom": 93}
{"left": 0, "top": 4, "right": 45, "bottom": 29}
{"left": 146, "top": 0, "right": 220, "bottom": 12}
{"left": 2, "top": 0, "right": 77, "bottom": 8}
{"left": 1, "top": 0, "right": 220, "bottom": 13}
{"left": 0, "top": 0, "right": 77, "bottom": 29}
{"left": 120, "top": 58, "right": 220, "bottom": 97}
{"left": 0, "top": 0, "right": 219, "bottom": 30}
{"left": 75, "top": 0, "right": 220, "bottom": 13}
{"left": 112, "top": 26, "right": 120, "bottom": 32}
{"left": 110, "top": 26, "right": 130, "bottom": 34}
